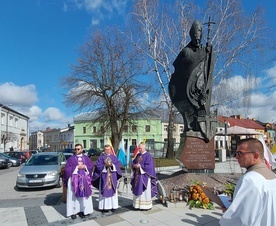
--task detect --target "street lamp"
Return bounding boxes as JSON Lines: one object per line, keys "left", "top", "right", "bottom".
{"left": 0, "top": 104, "right": 12, "bottom": 152}
{"left": 224, "top": 121, "right": 230, "bottom": 156}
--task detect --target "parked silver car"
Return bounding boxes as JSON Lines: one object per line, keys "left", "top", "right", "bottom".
{"left": 0, "top": 155, "right": 10, "bottom": 169}
{"left": 16, "top": 152, "right": 66, "bottom": 189}
{"left": 0, "top": 153, "right": 21, "bottom": 166}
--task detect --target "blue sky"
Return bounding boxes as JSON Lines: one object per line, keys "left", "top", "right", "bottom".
{"left": 0, "top": 0, "right": 275, "bottom": 133}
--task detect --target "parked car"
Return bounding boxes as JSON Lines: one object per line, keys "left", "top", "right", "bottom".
{"left": 29, "top": 150, "right": 41, "bottom": 155}
{"left": 0, "top": 155, "right": 10, "bottom": 169}
{"left": 6, "top": 151, "right": 30, "bottom": 163}
{"left": 0, "top": 153, "right": 21, "bottom": 166}
{"left": 16, "top": 152, "right": 66, "bottom": 189}
{"left": 61, "top": 148, "right": 75, "bottom": 154}
{"left": 87, "top": 148, "right": 102, "bottom": 157}
{"left": 63, "top": 152, "right": 73, "bottom": 160}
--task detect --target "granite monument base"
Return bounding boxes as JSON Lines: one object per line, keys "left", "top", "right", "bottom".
{"left": 175, "top": 135, "right": 215, "bottom": 173}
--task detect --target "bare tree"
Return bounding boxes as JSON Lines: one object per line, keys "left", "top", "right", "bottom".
{"left": 128, "top": 0, "right": 270, "bottom": 158}
{"left": 1, "top": 131, "right": 17, "bottom": 152}
{"left": 61, "top": 27, "right": 149, "bottom": 151}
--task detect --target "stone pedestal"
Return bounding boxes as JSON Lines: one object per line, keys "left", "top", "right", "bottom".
{"left": 175, "top": 136, "right": 215, "bottom": 173}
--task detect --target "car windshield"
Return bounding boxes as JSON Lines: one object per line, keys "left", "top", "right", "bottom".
{"left": 64, "top": 154, "right": 72, "bottom": 160}
{"left": 0, "top": 153, "right": 10, "bottom": 158}
{"left": 25, "top": 155, "right": 58, "bottom": 166}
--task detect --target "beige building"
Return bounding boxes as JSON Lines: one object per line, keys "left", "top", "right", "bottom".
{"left": 29, "top": 131, "right": 44, "bottom": 150}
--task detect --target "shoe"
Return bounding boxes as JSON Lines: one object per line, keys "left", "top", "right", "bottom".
{"left": 101, "top": 209, "right": 109, "bottom": 213}
{"left": 71, "top": 214, "right": 77, "bottom": 219}
{"left": 78, "top": 212, "right": 85, "bottom": 218}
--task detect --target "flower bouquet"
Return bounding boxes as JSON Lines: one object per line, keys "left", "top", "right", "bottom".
{"left": 187, "top": 181, "right": 214, "bottom": 210}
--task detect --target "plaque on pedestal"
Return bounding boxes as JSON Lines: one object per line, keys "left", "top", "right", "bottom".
{"left": 176, "top": 136, "right": 215, "bottom": 173}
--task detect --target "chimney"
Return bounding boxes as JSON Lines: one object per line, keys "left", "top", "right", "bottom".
{"left": 237, "top": 115, "right": 242, "bottom": 119}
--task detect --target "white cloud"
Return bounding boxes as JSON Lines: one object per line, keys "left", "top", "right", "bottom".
{"left": 264, "top": 64, "right": 276, "bottom": 80}
{"left": 71, "top": 0, "right": 129, "bottom": 25}
{"left": 63, "top": 3, "right": 68, "bottom": 12}
{"left": 263, "top": 63, "right": 276, "bottom": 89}
{"left": 0, "top": 82, "right": 73, "bottom": 132}
{"left": 0, "top": 82, "right": 38, "bottom": 107}
{"left": 211, "top": 61, "right": 276, "bottom": 123}
{"left": 91, "top": 18, "right": 100, "bottom": 25}
{"left": 42, "top": 107, "right": 65, "bottom": 122}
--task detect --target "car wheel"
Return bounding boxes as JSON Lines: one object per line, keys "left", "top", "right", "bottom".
{"left": 56, "top": 176, "right": 62, "bottom": 188}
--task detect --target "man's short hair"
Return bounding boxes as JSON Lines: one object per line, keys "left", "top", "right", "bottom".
{"left": 75, "top": 143, "right": 83, "bottom": 148}
{"left": 237, "top": 138, "right": 264, "bottom": 158}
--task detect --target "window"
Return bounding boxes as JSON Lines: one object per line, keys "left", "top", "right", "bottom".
{"left": 15, "top": 118, "right": 18, "bottom": 127}
{"left": 164, "top": 125, "right": 168, "bottom": 131}
{"left": 123, "top": 125, "right": 128, "bottom": 132}
{"left": 100, "top": 139, "right": 104, "bottom": 148}
{"left": 132, "top": 139, "right": 137, "bottom": 146}
{"left": 83, "top": 127, "right": 86, "bottom": 134}
{"left": 100, "top": 126, "right": 104, "bottom": 134}
{"left": 93, "top": 126, "right": 96, "bottom": 133}
{"left": 90, "top": 139, "right": 97, "bottom": 148}
{"left": 179, "top": 126, "right": 184, "bottom": 133}
{"left": 145, "top": 125, "right": 150, "bottom": 132}
{"left": 9, "top": 115, "right": 13, "bottom": 127}
{"left": 83, "top": 140, "right": 87, "bottom": 149}
{"left": 132, "top": 125, "right": 137, "bottom": 133}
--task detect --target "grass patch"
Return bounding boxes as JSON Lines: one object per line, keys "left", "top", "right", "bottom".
{"left": 154, "top": 158, "right": 180, "bottom": 167}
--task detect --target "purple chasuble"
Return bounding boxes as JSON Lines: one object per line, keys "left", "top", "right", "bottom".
{"left": 131, "top": 152, "right": 157, "bottom": 197}
{"left": 92, "top": 154, "right": 122, "bottom": 197}
{"left": 63, "top": 154, "right": 94, "bottom": 198}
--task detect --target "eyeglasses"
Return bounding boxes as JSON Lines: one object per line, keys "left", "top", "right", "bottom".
{"left": 75, "top": 148, "right": 81, "bottom": 151}
{"left": 235, "top": 151, "right": 255, "bottom": 157}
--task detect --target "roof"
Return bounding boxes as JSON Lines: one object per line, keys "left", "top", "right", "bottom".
{"left": 0, "top": 104, "right": 30, "bottom": 119}
{"left": 218, "top": 115, "right": 264, "bottom": 130}
{"left": 73, "top": 109, "right": 184, "bottom": 124}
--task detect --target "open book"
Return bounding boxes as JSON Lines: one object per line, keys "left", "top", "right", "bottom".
{"left": 201, "top": 186, "right": 232, "bottom": 208}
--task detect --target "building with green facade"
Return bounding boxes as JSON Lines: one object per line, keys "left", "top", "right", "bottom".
{"left": 73, "top": 109, "right": 184, "bottom": 156}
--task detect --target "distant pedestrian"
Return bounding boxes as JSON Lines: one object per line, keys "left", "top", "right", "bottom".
{"left": 63, "top": 144, "right": 94, "bottom": 219}
{"left": 10, "top": 146, "right": 14, "bottom": 152}
{"left": 92, "top": 144, "right": 122, "bottom": 212}
{"left": 220, "top": 138, "right": 276, "bottom": 226}
{"left": 130, "top": 143, "right": 157, "bottom": 210}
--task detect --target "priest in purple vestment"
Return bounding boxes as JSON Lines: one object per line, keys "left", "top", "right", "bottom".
{"left": 63, "top": 144, "right": 94, "bottom": 219}
{"left": 92, "top": 144, "right": 122, "bottom": 212}
{"left": 131, "top": 143, "right": 157, "bottom": 210}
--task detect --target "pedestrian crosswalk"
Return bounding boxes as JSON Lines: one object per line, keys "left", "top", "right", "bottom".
{"left": 0, "top": 207, "right": 27, "bottom": 226}
{"left": 0, "top": 206, "right": 68, "bottom": 226}
{"left": 40, "top": 206, "right": 66, "bottom": 223}
{"left": 0, "top": 193, "right": 133, "bottom": 226}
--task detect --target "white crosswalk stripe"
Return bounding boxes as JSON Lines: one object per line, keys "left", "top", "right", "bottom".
{"left": 0, "top": 207, "right": 28, "bottom": 226}
{"left": 40, "top": 206, "right": 66, "bottom": 223}
{"left": 0, "top": 205, "right": 69, "bottom": 226}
